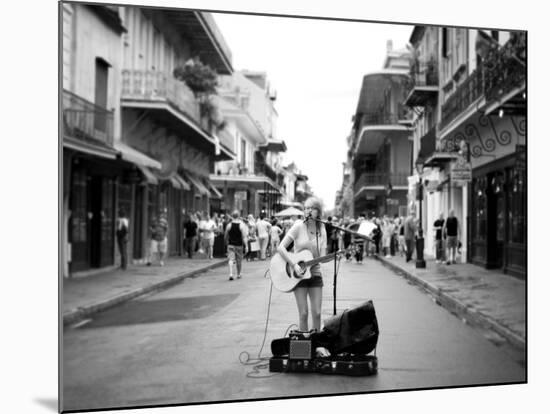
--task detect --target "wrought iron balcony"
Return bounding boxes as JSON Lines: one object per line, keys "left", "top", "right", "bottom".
{"left": 354, "top": 172, "right": 409, "bottom": 195}
{"left": 483, "top": 32, "right": 526, "bottom": 104}
{"left": 121, "top": 70, "right": 200, "bottom": 124}
{"left": 404, "top": 60, "right": 439, "bottom": 107}
{"left": 440, "top": 67, "right": 484, "bottom": 130}
{"left": 62, "top": 89, "right": 114, "bottom": 146}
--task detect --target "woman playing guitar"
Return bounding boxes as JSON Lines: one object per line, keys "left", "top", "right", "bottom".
{"left": 276, "top": 197, "right": 327, "bottom": 332}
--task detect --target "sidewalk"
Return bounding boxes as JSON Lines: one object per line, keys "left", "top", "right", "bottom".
{"left": 62, "top": 256, "right": 227, "bottom": 326}
{"left": 374, "top": 253, "right": 526, "bottom": 351}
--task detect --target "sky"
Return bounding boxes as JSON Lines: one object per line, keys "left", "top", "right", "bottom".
{"left": 213, "top": 12, "right": 413, "bottom": 210}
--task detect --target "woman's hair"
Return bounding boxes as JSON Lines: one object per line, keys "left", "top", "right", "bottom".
{"left": 304, "top": 196, "right": 323, "bottom": 217}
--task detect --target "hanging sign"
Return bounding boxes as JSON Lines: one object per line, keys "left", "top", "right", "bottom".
{"left": 451, "top": 156, "right": 472, "bottom": 182}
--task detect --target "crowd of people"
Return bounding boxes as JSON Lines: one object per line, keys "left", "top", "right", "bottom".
{"left": 116, "top": 206, "right": 461, "bottom": 271}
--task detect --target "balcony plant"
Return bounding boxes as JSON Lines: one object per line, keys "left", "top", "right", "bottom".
{"left": 173, "top": 58, "right": 226, "bottom": 132}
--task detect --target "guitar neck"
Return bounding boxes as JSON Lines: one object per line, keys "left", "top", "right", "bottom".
{"left": 303, "top": 252, "right": 337, "bottom": 268}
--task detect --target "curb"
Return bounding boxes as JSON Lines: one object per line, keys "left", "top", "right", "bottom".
{"left": 63, "top": 260, "right": 228, "bottom": 326}
{"left": 375, "top": 256, "right": 526, "bottom": 352}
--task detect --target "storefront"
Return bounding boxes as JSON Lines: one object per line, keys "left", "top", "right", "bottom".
{"left": 470, "top": 151, "right": 526, "bottom": 277}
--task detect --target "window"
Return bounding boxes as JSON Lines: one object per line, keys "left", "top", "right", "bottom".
{"left": 507, "top": 167, "right": 525, "bottom": 244}
{"left": 442, "top": 28, "right": 449, "bottom": 58}
{"left": 472, "top": 177, "right": 487, "bottom": 242}
{"left": 94, "top": 58, "right": 110, "bottom": 131}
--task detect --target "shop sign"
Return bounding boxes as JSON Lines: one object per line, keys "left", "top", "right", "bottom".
{"left": 235, "top": 190, "right": 247, "bottom": 201}
{"left": 451, "top": 156, "right": 472, "bottom": 182}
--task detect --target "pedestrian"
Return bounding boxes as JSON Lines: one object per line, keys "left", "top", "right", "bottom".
{"left": 256, "top": 213, "right": 272, "bottom": 260}
{"left": 149, "top": 212, "right": 168, "bottom": 266}
{"left": 343, "top": 218, "right": 353, "bottom": 261}
{"left": 433, "top": 212, "right": 446, "bottom": 263}
{"left": 328, "top": 217, "right": 340, "bottom": 254}
{"left": 246, "top": 214, "right": 258, "bottom": 261}
{"left": 225, "top": 210, "right": 248, "bottom": 281}
{"left": 398, "top": 216, "right": 406, "bottom": 257}
{"left": 404, "top": 211, "right": 417, "bottom": 262}
{"left": 270, "top": 219, "right": 283, "bottom": 256}
{"left": 200, "top": 213, "right": 216, "bottom": 260}
{"left": 353, "top": 214, "right": 366, "bottom": 263}
{"left": 372, "top": 218, "right": 382, "bottom": 255}
{"left": 116, "top": 208, "right": 129, "bottom": 270}
{"left": 183, "top": 213, "right": 198, "bottom": 259}
{"left": 276, "top": 196, "right": 327, "bottom": 331}
{"left": 444, "top": 210, "right": 460, "bottom": 265}
{"left": 381, "top": 216, "right": 394, "bottom": 258}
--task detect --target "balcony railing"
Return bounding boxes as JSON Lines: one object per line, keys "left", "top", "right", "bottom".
{"left": 121, "top": 70, "right": 200, "bottom": 124}
{"left": 354, "top": 172, "right": 409, "bottom": 194}
{"left": 483, "top": 33, "right": 526, "bottom": 103}
{"left": 62, "top": 90, "right": 114, "bottom": 146}
{"left": 440, "top": 67, "right": 484, "bottom": 130}
{"left": 405, "top": 60, "right": 439, "bottom": 107}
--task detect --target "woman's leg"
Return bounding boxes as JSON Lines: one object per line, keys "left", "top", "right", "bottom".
{"left": 308, "top": 287, "right": 323, "bottom": 331}
{"left": 293, "top": 288, "right": 309, "bottom": 331}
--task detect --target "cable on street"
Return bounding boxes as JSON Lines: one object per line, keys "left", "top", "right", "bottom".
{"left": 238, "top": 268, "right": 296, "bottom": 378}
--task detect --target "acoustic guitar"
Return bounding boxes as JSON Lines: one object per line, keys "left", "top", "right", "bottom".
{"left": 269, "top": 250, "right": 344, "bottom": 292}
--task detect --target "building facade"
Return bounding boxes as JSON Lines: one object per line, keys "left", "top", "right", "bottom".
{"left": 62, "top": 4, "right": 236, "bottom": 275}
{"left": 349, "top": 42, "right": 413, "bottom": 219}
{"left": 210, "top": 71, "right": 285, "bottom": 217}
{"left": 405, "top": 26, "right": 526, "bottom": 277}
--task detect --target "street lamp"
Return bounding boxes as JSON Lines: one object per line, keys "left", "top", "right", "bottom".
{"left": 415, "top": 158, "right": 426, "bottom": 269}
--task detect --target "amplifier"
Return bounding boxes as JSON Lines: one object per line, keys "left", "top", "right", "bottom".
{"left": 288, "top": 330, "right": 314, "bottom": 360}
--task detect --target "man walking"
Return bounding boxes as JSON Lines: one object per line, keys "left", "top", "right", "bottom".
{"left": 150, "top": 213, "right": 168, "bottom": 266}
{"left": 404, "top": 211, "right": 417, "bottom": 262}
{"left": 256, "top": 214, "right": 272, "bottom": 260}
{"left": 225, "top": 210, "right": 248, "bottom": 280}
{"left": 116, "top": 208, "right": 129, "bottom": 270}
{"left": 183, "top": 213, "right": 198, "bottom": 259}
{"left": 433, "top": 212, "right": 446, "bottom": 263}
{"left": 444, "top": 210, "right": 460, "bottom": 265}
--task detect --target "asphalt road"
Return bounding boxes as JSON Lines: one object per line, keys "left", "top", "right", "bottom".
{"left": 62, "top": 257, "right": 526, "bottom": 412}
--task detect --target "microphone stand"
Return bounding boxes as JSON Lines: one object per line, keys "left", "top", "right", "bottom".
{"left": 309, "top": 216, "right": 374, "bottom": 315}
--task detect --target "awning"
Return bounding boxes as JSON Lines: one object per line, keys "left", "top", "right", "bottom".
{"left": 183, "top": 172, "right": 211, "bottom": 196}
{"left": 63, "top": 136, "right": 118, "bottom": 160}
{"left": 168, "top": 175, "right": 183, "bottom": 189}
{"left": 208, "top": 183, "right": 223, "bottom": 198}
{"left": 136, "top": 165, "right": 158, "bottom": 185}
{"left": 114, "top": 141, "right": 162, "bottom": 169}
{"left": 175, "top": 174, "right": 191, "bottom": 191}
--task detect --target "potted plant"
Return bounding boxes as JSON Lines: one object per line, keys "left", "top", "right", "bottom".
{"left": 173, "top": 58, "right": 227, "bottom": 133}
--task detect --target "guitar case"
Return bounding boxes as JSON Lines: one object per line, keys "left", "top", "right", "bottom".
{"left": 271, "top": 300, "right": 379, "bottom": 357}
{"left": 269, "top": 354, "right": 378, "bottom": 376}
{"left": 270, "top": 301, "right": 379, "bottom": 376}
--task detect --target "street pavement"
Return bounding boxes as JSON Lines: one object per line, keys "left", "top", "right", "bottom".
{"left": 374, "top": 253, "right": 525, "bottom": 351}
{"left": 63, "top": 257, "right": 228, "bottom": 325}
{"left": 62, "top": 257, "right": 525, "bottom": 411}
{"left": 63, "top": 252, "right": 526, "bottom": 353}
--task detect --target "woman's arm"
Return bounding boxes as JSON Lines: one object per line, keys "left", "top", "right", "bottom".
{"left": 277, "top": 223, "right": 303, "bottom": 275}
